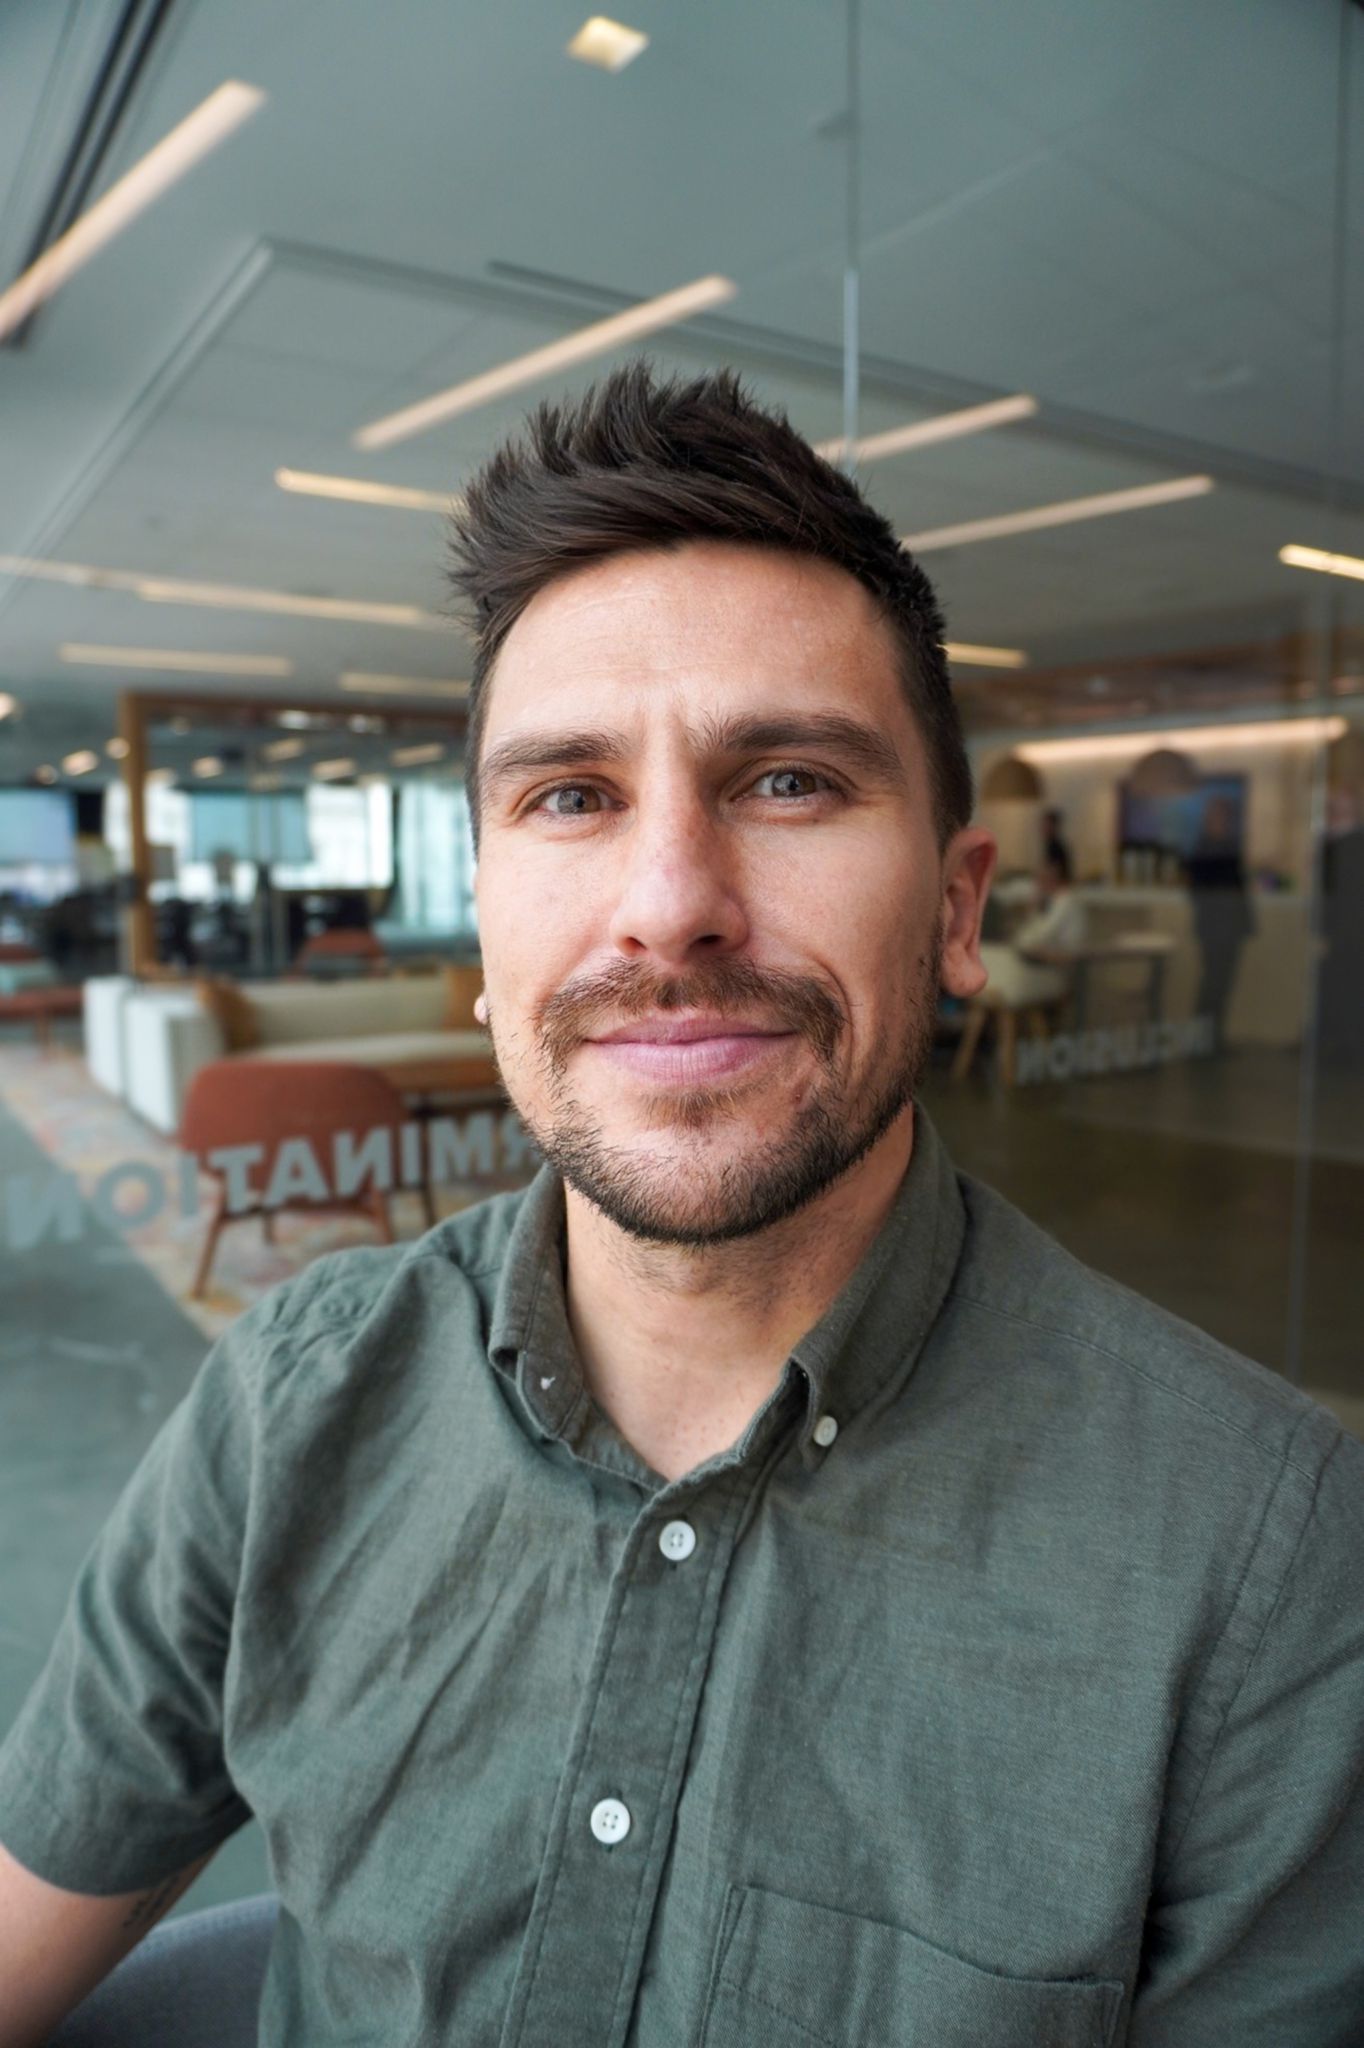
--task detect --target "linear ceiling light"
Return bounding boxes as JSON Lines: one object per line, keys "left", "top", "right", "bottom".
{"left": 816, "top": 394, "right": 1037, "bottom": 467}
{"left": 62, "top": 750, "right": 100, "bottom": 775}
{"left": 106, "top": 737, "right": 130, "bottom": 759}
{"left": 568, "top": 17, "right": 650, "bottom": 70}
{"left": 1279, "top": 543, "right": 1364, "bottom": 585}
{"left": 0, "top": 83, "right": 265, "bottom": 344}
{"left": 354, "top": 274, "right": 738, "bottom": 451}
{"left": 1016, "top": 716, "right": 1347, "bottom": 762}
{"left": 0, "top": 554, "right": 444, "bottom": 628}
{"left": 192, "top": 756, "right": 224, "bottom": 777}
{"left": 312, "top": 758, "right": 357, "bottom": 780}
{"left": 903, "top": 475, "right": 1215, "bottom": 553}
{"left": 0, "top": 693, "right": 17, "bottom": 719}
{"left": 340, "top": 672, "right": 470, "bottom": 697}
{"left": 261, "top": 737, "right": 307, "bottom": 761}
{"left": 944, "top": 642, "right": 1028, "bottom": 669}
{"left": 35, "top": 764, "right": 59, "bottom": 783}
{"left": 391, "top": 742, "right": 447, "bottom": 767}
{"left": 60, "top": 644, "right": 295, "bottom": 676}
{"left": 275, "top": 469, "right": 459, "bottom": 513}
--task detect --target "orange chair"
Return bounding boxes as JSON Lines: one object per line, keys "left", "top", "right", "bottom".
{"left": 179, "top": 1059, "right": 425, "bottom": 1298}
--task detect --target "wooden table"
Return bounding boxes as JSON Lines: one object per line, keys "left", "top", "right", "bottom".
{"left": 0, "top": 984, "right": 83, "bottom": 1051}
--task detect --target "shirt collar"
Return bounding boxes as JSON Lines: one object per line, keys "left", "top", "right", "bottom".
{"left": 486, "top": 1102, "right": 967, "bottom": 1455}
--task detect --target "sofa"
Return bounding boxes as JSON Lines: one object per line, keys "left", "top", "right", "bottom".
{"left": 87, "top": 971, "right": 495, "bottom": 1135}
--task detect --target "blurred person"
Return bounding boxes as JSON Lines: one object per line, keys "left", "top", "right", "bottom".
{"left": 976, "top": 844, "right": 1086, "bottom": 1010}
{"left": 0, "top": 367, "right": 1360, "bottom": 2048}
{"left": 1042, "top": 803, "right": 1072, "bottom": 874}
{"left": 1184, "top": 793, "right": 1255, "bottom": 1053}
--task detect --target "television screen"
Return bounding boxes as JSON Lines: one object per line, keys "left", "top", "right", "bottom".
{"left": 1118, "top": 774, "right": 1246, "bottom": 859}
{"left": 0, "top": 789, "right": 77, "bottom": 865}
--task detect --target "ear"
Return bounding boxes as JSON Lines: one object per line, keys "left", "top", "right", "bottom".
{"left": 474, "top": 991, "right": 489, "bottom": 1026}
{"left": 938, "top": 825, "right": 997, "bottom": 1000}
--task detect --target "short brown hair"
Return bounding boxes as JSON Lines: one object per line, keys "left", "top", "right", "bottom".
{"left": 448, "top": 362, "right": 972, "bottom": 849}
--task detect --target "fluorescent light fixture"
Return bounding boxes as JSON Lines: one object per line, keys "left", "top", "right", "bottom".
{"left": 0, "top": 692, "right": 16, "bottom": 719}
{"left": 0, "top": 83, "right": 265, "bottom": 344}
{"left": 275, "top": 469, "right": 459, "bottom": 514}
{"left": 312, "top": 757, "right": 357, "bottom": 780}
{"left": 62, "top": 750, "right": 100, "bottom": 775}
{"left": 144, "top": 767, "right": 175, "bottom": 786}
{"left": 0, "top": 553, "right": 444, "bottom": 628}
{"left": 35, "top": 764, "right": 59, "bottom": 784}
{"left": 355, "top": 274, "right": 738, "bottom": 451}
{"left": 106, "top": 737, "right": 130, "bottom": 759}
{"left": 60, "top": 644, "right": 295, "bottom": 676}
{"left": 944, "top": 642, "right": 1028, "bottom": 669}
{"left": 1279, "top": 543, "right": 1364, "bottom": 585}
{"left": 192, "top": 756, "right": 224, "bottom": 778}
{"left": 391, "top": 742, "right": 447, "bottom": 767}
{"left": 817, "top": 395, "right": 1037, "bottom": 466}
{"left": 567, "top": 16, "right": 649, "bottom": 70}
{"left": 262, "top": 737, "right": 307, "bottom": 761}
{"left": 903, "top": 475, "right": 1215, "bottom": 552}
{"left": 340, "top": 671, "right": 470, "bottom": 697}
{"left": 134, "top": 576, "right": 444, "bottom": 627}
{"left": 1016, "top": 716, "right": 1347, "bottom": 763}
{"left": 248, "top": 771, "right": 284, "bottom": 792}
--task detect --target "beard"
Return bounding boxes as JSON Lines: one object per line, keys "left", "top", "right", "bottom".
{"left": 499, "top": 936, "right": 942, "bottom": 1248}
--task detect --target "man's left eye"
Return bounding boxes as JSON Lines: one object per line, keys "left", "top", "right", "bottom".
{"left": 752, "top": 767, "right": 830, "bottom": 799}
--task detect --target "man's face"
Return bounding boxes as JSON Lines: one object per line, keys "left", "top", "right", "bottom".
{"left": 473, "top": 541, "right": 991, "bottom": 1245}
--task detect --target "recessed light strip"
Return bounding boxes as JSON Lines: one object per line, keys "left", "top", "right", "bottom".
{"left": 904, "top": 476, "right": 1215, "bottom": 553}
{"left": 817, "top": 394, "right": 1037, "bottom": 467}
{"left": 60, "top": 644, "right": 295, "bottom": 675}
{"left": 1016, "top": 716, "right": 1347, "bottom": 762}
{"left": 275, "top": 469, "right": 459, "bottom": 513}
{"left": 391, "top": 742, "right": 447, "bottom": 767}
{"left": 0, "top": 83, "right": 265, "bottom": 344}
{"left": 0, "top": 555, "right": 444, "bottom": 628}
{"left": 944, "top": 642, "right": 1028, "bottom": 669}
{"left": 354, "top": 274, "right": 738, "bottom": 451}
{"left": 340, "top": 672, "right": 470, "bottom": 697}
{"left": 1279, "top": 543, "right": 1364, "bottom": 585}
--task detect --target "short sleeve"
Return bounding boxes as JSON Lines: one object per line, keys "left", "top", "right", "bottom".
{"left": 0, "top": 1291, "right": 280, "bottom": 1895}
{"left": 1131, "top": 1425, "right": 1364, "bottom": 2044}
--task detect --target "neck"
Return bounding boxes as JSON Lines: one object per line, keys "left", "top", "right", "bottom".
{"left": 561, "top": 1106, "right": 915, "bottom": 1482}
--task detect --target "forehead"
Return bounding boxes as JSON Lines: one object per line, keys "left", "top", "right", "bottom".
{"left": 483, "top": 541, "right": 910, "bottom": 734}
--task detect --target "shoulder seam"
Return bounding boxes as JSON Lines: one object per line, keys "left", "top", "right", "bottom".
{"left": 946, "top": 1285, "right": 1326, "bottom": 1478}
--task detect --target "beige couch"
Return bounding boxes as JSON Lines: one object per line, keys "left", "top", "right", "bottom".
{"left": 111, "top": 972, "right": 493, "bottom": 1134}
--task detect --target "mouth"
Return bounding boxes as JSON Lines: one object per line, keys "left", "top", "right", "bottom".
{"left": 583, "top": 1016, "right": 797, "bottom": 1085}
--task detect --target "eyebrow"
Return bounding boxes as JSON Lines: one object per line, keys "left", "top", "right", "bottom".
{"left": 478, "top": 710, "right": 909, "bottom": 806}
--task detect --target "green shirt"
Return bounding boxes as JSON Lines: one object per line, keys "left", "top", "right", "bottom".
{"left": 1, "top": 1106, "right": 1361, "bottom": 2046}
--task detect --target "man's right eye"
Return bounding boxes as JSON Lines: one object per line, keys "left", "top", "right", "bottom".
{"left": 533, "top": 783, "right": 605, "bottom": 817}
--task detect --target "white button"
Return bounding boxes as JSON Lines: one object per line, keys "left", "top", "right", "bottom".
{"left": 658, "top": 1519, "right": 697, "bottom": 1563}
{"left": 812, "top": 1413, "right": 839, "bottom": 1448}
{"left": 590, "top": 1797, "right": 631, "bottom": 1846}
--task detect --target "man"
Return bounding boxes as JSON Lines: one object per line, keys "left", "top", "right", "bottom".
{"left": 1, "top": 367, "right": 1360, "bottom": 2046}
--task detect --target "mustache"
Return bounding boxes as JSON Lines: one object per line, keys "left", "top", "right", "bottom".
{"left": 533, "top": 957, "right": 844, "bottom": 1072}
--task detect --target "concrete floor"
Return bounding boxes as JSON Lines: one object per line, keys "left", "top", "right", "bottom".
{"left": 0, "top": 1038, "right": 1360, "bottom": 1921}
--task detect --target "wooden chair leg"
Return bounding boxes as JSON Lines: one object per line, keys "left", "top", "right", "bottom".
{"left": 420, "top": 1180, "right": 437, "bottom": 1231}
{"left": 998, "top": 1008, "right": 1018, "bottom": 1087}
{"left": 368, "top": 1190, "right": 395, "bottom": 1245}
{"left": 261, "top": 1210, "right": 275, "bottom": 1243}
{"left": 190, "top": 1186, "right": 228, "bottom": 1300}
{"left": 951, "top": 1002, "right": 989, "bottom": 1081}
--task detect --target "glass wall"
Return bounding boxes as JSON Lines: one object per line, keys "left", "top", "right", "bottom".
{"left": 1, "top": 0, "right": 1360, "bottom": 1923}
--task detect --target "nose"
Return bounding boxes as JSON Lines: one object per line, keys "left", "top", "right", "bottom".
{"left": 605, "top": 786, "right": 749, "bottom": 967}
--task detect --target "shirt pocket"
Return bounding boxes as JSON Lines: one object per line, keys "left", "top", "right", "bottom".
{"left": 699, "top": 1884, "right": 1123, "bottom": 2048}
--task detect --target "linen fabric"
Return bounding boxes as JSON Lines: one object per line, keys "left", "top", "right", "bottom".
{"left": 0, "top": 1106, "right": 1360, "bottom": 2046}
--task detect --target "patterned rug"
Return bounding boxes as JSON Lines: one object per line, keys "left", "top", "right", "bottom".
{"left": 0, "top": 1035, "right": 534, "bottom": 1342}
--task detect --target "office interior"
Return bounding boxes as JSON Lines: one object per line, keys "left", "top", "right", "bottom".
{"left": 1, "top": 0, "right": 1362, "bottom": 1917}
